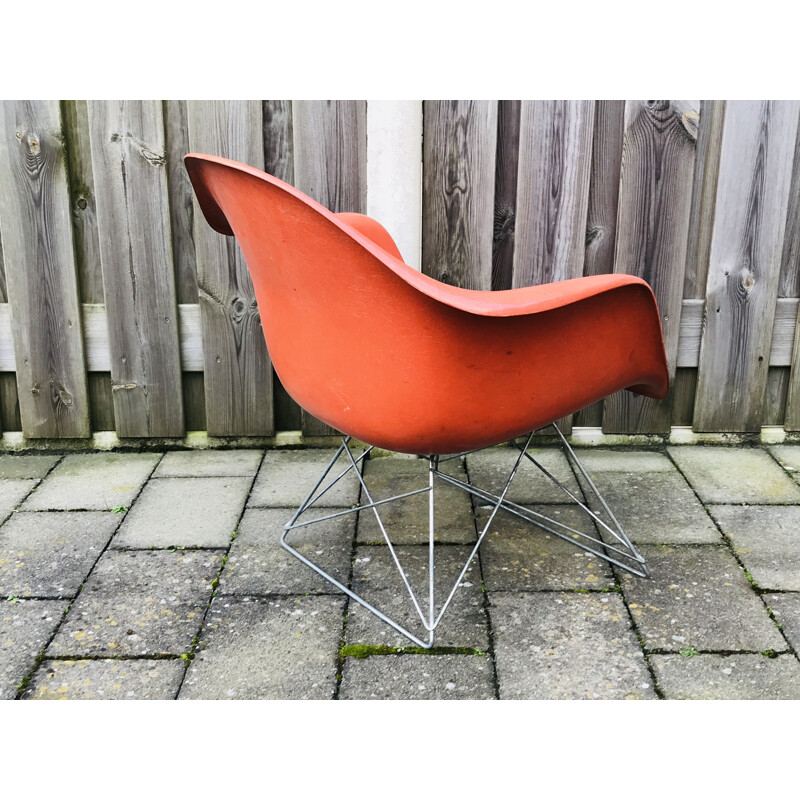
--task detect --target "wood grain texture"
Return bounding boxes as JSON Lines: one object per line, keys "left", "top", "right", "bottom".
{"left": 683, "top": 100, "right": 726, "bottom": 299}
{"left": 695, "top": 100, "right": 800, "bottom": 432}
{"left": 0, "top": 372, "right": 20, "bottom": 432}
{"left": 293, "top": 100, "right": 367, "bottom": 436}
{"left": 512, "top": 100, "right": 594, "bottom": 287}
{"left": 88, "top": 100, "right": 185, "bottom": 438}
{"left": 187, "top": 100, "right": 273, "bottom": 437}
{"left": 765, "top": 367, "right": 789, "bottom": 425}
{"left": 584, "top": 100, "right": 625, "bottom": 278}
{"left": 163, "top": 100, "right": 198, "bottom": 304}
{"left": 492, "top": 100, "right": 521, "bottom": 291}
{"left": 263, "top": 100, "right": 302, "bottom": 431}
{"left": 0, "top": 226, "right": 6, "bottom": 302}
{"left": 422, "top": 100, "right": 497, "bottom": 291}
{"left": 783, "top": 117, "right": 800, "bottom": 429}
{"left": 61, "top": 100, "right": 104, "bottom": 304}
{"left": 602, "top": 100, "right": 699, "bottom": 434}
{"left": 0, "top": 101, "right": 90, "bottom": 437}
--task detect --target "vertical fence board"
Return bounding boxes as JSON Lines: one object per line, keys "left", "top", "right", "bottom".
{"left": 88, "top": 100, "right": 185, "bottom": 438}
{"left": 695, "top": 101, "right": 800, "bottom": 431}
{"left": 513, "top": 101, "right": 594, "bottom": 434}
{"left": 62, "top": 100, "right": 104, "bottom": 304}
{"left": 422, "top": 100, "right": 497, "bottom": 291}
{"left": 603, "top": 101, "right": 699, "bottom": 434}
{"left": 0, "top": 101, "right": 90, "bottom": 438}
{"left": 0, "top": 372, "right": 20, "bottom": 431}
{"left": 492, "top": 101, "right": 521, "bottom": 291}
{"left": 576, "top": 100, "right": 625, "bottom": 428}
{"left": 263, "top": 100, "right": 302, "bottom": 431}
{"left": 293, "top": 100, "right": 367, "bottom": 436}
{"left": 0, "top": 227, "right": 7, "bottom": 302}
{"left": 512, "top": 100, "right": 594, "bottom": 287}
{"left": 187, "top": 100, "right": 274, "bottom": 437}
{"left": 164, "top": 100, "right": 198, "bottom": 304}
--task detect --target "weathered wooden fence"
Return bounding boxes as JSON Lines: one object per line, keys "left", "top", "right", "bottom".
{"left": 0, "top": 99, "right": 799, "bottom": 441}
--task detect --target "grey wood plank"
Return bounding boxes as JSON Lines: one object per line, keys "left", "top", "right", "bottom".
{"left": 263, "top": 100, "right": 301, "bottom": 431}
{"left": 61, "top": 100, "right": 104, "bottom": 303}
{"left": 602, "top": 100, "right": 699, "bottom": 434}
{"left": 293, "top": 100, "right": 367, "bottom": 437}
{"left": 187, "top": 100, "right": 274, "bottom": 437}
{"left": 163, "top": 100, "right": 198, "bottom": 304}
{"left": 765, "top": 367, "right": 789, "bottom": 425}
{"left": 0, "top": 372, "right": 20, "bottom": 432}
{"left": 0, "top": 101, "right": 90, "bottom": 438}
{"left": 492, "top": 100, "right": 520, "bottom": 291}
{"left": 584, "top": 100, "right": 625, "bottom": 278}
{"left": 87, "top": 100, "right": 185, "bottom": 438}
{"left": 695, "top": 101, "right": 800, "bottom": 431}
{"left": 0, "top": 206, "right": 8, "bottom": 303}
{"left": 421, "top": 100, "right": 497, "bottom": 291}
{"left": 512, "top": 100, "right": 594, "bottom": 287}
{"left": 684, "top": 100, "right": 726, "bottom": 298}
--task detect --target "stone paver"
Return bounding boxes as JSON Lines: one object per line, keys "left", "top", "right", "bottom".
{"left": 667, "top": 446, "right": 800, "bottom": 504}
{"left": 249, "top": 449, "right": 362, "bottom": 508}
{"left": 179, "top": 595, "right": 345, "bottom": 699}
{"left": 112, "top": 477, "right": 250, "bottom": 548}
{"left": 24, "top": 658, "right": 185, "bottom": 700}
{"left": 356, "top": 457, "right": 475, "bottom": 544}
{"left": 570, "top": 449, "right": 675, "bottom": 473}
{"left": 580, "top": 470, "right": 720, "bottom": 544}
{"left": 651, "top": 654, "right": 800, "bottom": 699}
{"left": 490, "top": 592, "right": 655, "bottom": 699}
{"left": 478, "top": 506, "right": 615, "bottom": 591}
{"left": 0, "top": 480, "right": 38, "bottom": 523}
{"left": 765, "top": 593, "right": 800, "bottom": 653}
{"left": 22, "top": 453, "right": 161, "bottom": 511}
{"left": 619, "top": 545, "right": 785, "bottom": 652}
{"left": 710, "top": 505, "right": 800, "bottom": 590}
{"left": 0, "top": 599, "right": 65, "bottom": 699}
{"left": 153, "top": 449, "right": 263, "bottom": 478}
{"left": 49, "top": 550, "right": 221, "bottom": 657}
{"left": 0, "top": 512, "right": 121, "bottom": 598}
{"left": 220, "top": 507, "right": 353, "bottom": 595}
{"left": 466, "top": 447, "right": 583, "bottom": 505}
{"left": 0, "top": 455, "right": 60, "bottom": 479}
{"left": 339, "top": 654, "right": 495, "bottom": 699}
{"left": 346, "top": 545, "right": 488, "bottom": 649}
{"left": 767, "top": 445, "right": 800, "bottom": 482}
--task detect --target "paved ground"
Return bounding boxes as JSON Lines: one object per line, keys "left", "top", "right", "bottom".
{"left": 1, "top": 442, "right": 800, "bottom": 700}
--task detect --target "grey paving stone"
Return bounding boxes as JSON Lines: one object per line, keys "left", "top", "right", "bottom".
{"left": 112, "top": 477, "right": 250, "bottom": 548}
{"left": 21, "top": 453, "right": 161, "bottom": 511}
{"left": 23, "top": 658, "right": 185, "bottom": 700}
{"left": 153, "top": 449, "right": 263, "bottom": 478}
{"left": 48, "top": 550, "right": 221, "bottom": 657}
{"left": 667, "top": 446, "right": 800, "bottom": 504}
{"left": 0, "top": 599, "right": 65, "bottom": 700}
{"left": 478, "top": 506, "right": 615, "bottom": 591}
{"left": 573, "top": 449, "right": 675, "bottom": 473}
{"left": 346, "top": 545, "right": 488, "bottom": 649}
{"left": 356, "top": 457, "right": 476, "bottom": 544}
{"left": 466, "top": 447, "right": 583, "bottom": 505}
{"left": 339, "top": 654, "right": 495, "bottom": 699}
{"left": 619, "top": 545, "right": 785, "bottom": 652}
{"left": 767, "top": 445, "right": 800, "bottom": 482}
{"left": 0, "top": 480, "right": 38, "bottom": 523}
{"left": 490, "top": 592, "right": 655, "bottom": 699}
{"left": 651, "top": 654, "right": 800, "bottom": 700}
{"left": 0, "top": 455, "right": 60, "bottom": 479}
{"left": 765, "top": 593, "right": 800, "bottom": 653}
{"left": 580, "top": 470, "right": 721, "bottom": 544}
{"left": 0, "top": 512, "right": 121, "bottom": 598}
{"left": 179, "top": 595, "right": 345, "bottom": 699}
{"left": 710, "top": 505, "right": 800, "bottom": 590}
{"left": 249, "top": 449, "right": 362, "bottom": 508}
{"left": 220, "top": 507, "right": 354, "bottom": 595}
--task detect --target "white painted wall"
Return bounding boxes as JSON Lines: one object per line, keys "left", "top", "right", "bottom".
{"left": 366, "top": 100, "right": 423, "bottom": 270}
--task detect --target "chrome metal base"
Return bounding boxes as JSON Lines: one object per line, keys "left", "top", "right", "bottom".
{"left": 280, "top": 424, "right": 648, "bottom": 649}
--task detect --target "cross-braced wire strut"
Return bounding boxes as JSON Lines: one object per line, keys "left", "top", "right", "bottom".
{"left": 280, "top": 425, "right": 648, "bottom": 649}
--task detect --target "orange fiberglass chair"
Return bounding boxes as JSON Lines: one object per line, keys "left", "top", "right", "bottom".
{"left": 185, "top": 153, "right": 670, "bottom": 648}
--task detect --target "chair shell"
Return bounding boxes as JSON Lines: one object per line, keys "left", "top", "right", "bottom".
{"left": 185, "top": 153, "right": 669, "bottom": 454}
